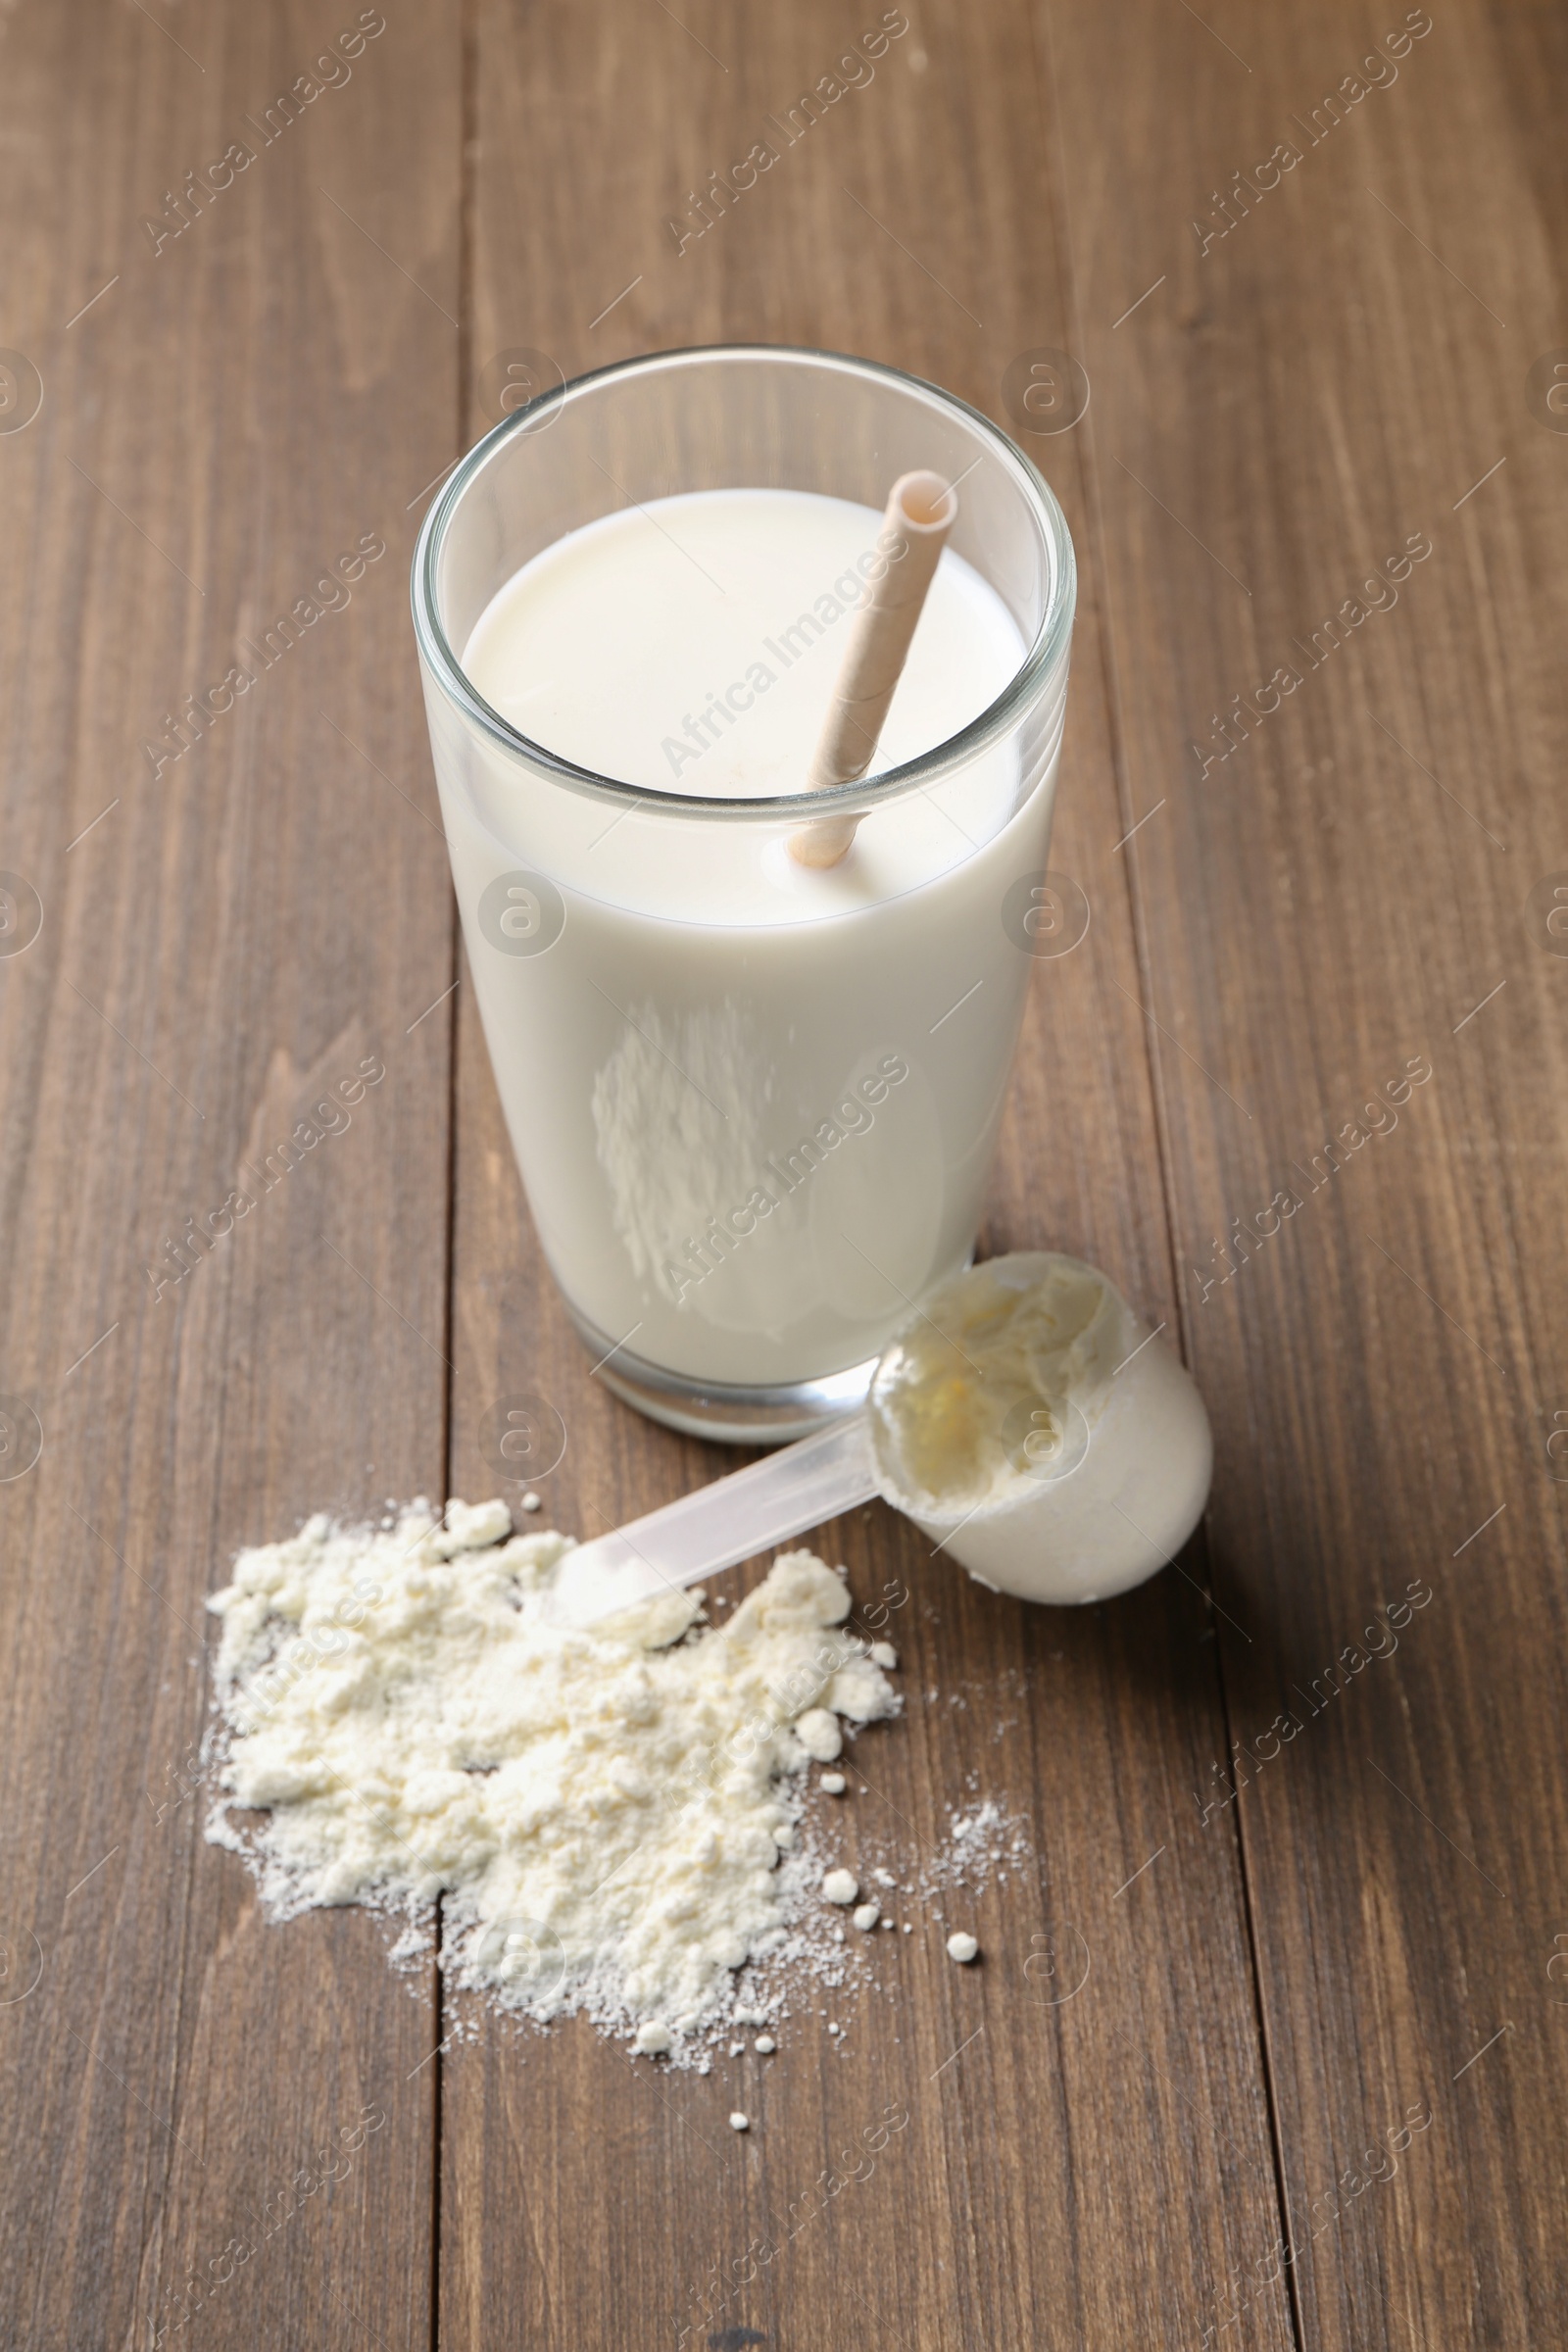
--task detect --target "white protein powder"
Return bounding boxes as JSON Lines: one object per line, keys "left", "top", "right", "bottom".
{"left": 205, "top": 1501, "right": 898, "bottom": 2055}
{"left": 866, "top": 1250, "right": 1212, "bottom": 1605}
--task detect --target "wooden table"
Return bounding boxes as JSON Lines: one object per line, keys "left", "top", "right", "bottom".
{"left": 3, "top": 1, "right": 1562, "bottom": 2342}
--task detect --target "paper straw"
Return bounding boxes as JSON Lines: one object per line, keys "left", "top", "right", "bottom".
{"left": 788, "top": 469, "right": 957, "bottom": 868}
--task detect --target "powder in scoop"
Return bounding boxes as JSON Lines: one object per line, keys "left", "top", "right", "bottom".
{"left": 868, "top": 1253, "right": 1125, "bottom": 1511}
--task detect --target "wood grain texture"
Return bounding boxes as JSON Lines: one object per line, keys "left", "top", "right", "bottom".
{"left": 1044, "top": 1, "right": 1568, "bottom": 2343}
{"left": 3, "top": 0, "right": 1562, "bottom": 2346}
{"left": 0, "top": 2, "right": 458, "bottom": 2344}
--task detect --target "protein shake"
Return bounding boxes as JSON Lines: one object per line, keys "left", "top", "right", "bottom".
{"left": 414, "top": 348, "right": 1075, "bottom": 1433}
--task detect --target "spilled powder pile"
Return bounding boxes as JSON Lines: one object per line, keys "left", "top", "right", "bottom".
{"left": 205, "top": 1499, "right": 901, "bottom": 2058}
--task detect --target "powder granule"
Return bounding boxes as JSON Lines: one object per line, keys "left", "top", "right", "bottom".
{"left": 206, "top": 1502, "right": 899, "bottom": 2052}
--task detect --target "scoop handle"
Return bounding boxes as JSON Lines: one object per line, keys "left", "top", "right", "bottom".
{"left": 546, "top": 1413, "right": 881, "bottom": 1629}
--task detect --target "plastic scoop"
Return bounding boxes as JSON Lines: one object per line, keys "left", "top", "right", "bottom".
{"left": 545, "top": 1253, "right": 1212, "bottom": 1631}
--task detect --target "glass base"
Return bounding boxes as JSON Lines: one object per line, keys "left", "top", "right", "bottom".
{"left": 566, "top": 1308, "right": 876, "bottom": 1446}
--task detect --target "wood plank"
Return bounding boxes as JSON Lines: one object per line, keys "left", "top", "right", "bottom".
{"left": 446, "top": 0, "right": 1296, "bottom": 2341}
{"left": 1044, "top": 0, "right": 1568, "bottom": 2342}
{"left": 0, "top": 3, "right": 459, "bottom": 2342}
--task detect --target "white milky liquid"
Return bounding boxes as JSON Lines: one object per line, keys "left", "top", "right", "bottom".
{"left": 438, "top": 488, "right": 1061, "bottom": 1393}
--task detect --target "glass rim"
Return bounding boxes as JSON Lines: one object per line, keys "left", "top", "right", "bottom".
{"left": 411, "top": 341, "right": 1076, "bottom": 820}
